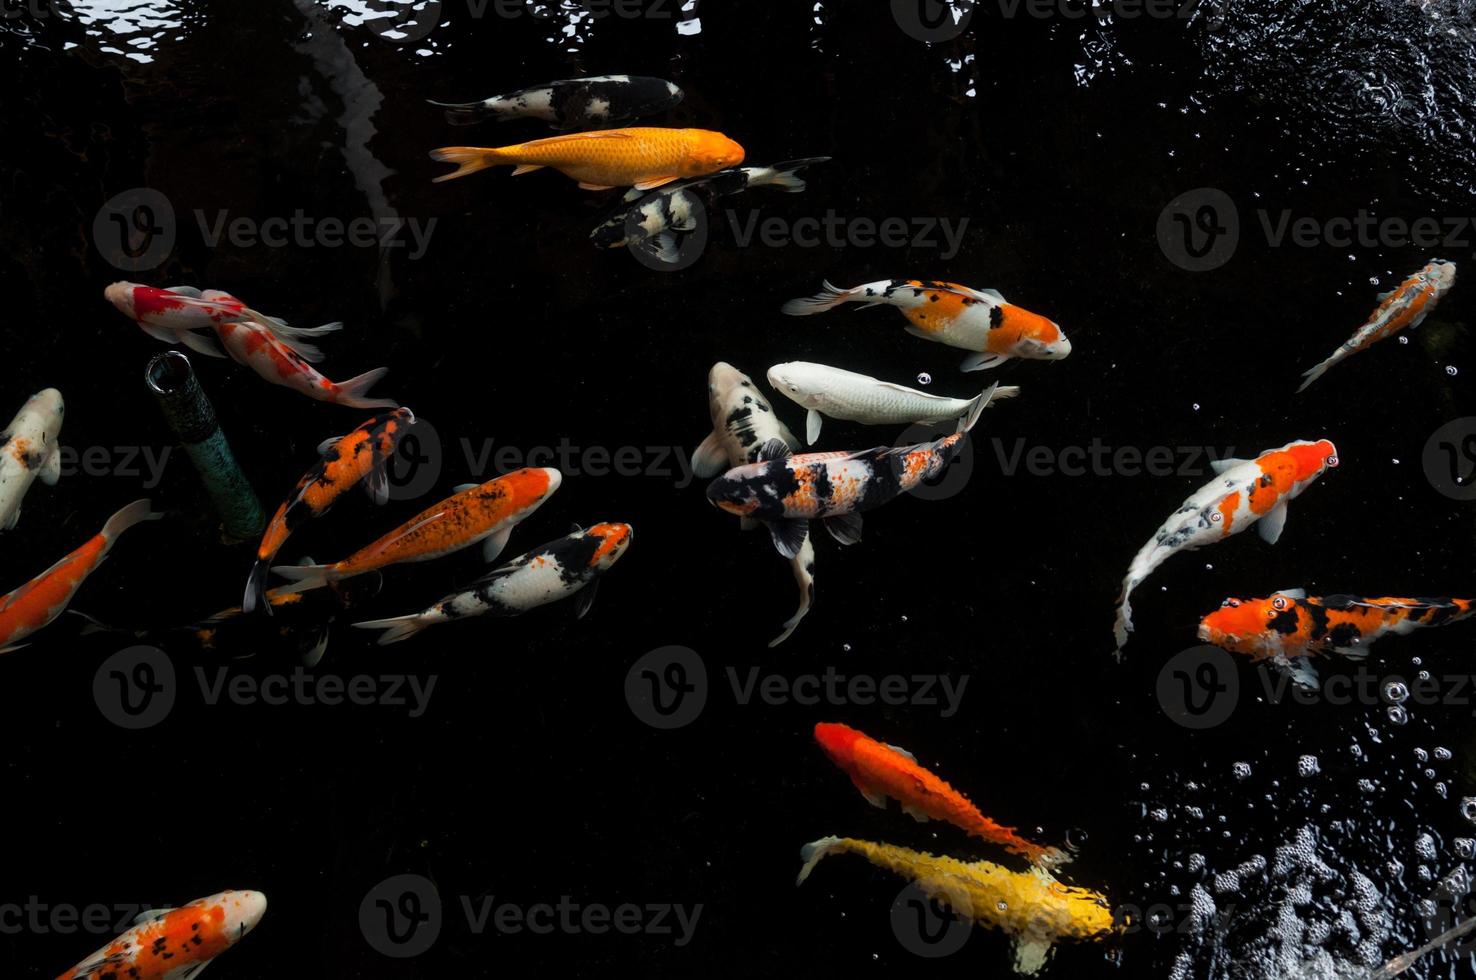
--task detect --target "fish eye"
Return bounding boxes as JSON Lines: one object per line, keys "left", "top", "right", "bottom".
{"left": 788, "top": 384, "right": 799, "bottom": 393}
{"left": 1326, "top": 454, "right": 1339, "bottom": 467}
{"left": 1272, "top": 596, "right": 1289, "bottom": 611}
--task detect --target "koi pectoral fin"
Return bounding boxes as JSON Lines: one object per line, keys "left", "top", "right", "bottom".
{"left": 851, "top": 777, "right": 888, "bottom": 810}
{"left": 1012, "top": 935, "right": 1055, "bottom": 976}
{"left": 1257, "top": 501, "right": 1288, "bottom": 545}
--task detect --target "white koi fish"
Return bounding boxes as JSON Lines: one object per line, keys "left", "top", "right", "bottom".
{"left": 782, "top": 279, "right": 1070, "bottom": 371}
{"left": 694, "top": 362, "right": 815, "bottom": 647}
{"left": 767, "top": 360, "right": 1017, "bottom": 444}
{"left": 1112, "top": 439, "right": 1339, "bottom": 657}
{"left": 0, "top": 387, "right": 63, "bottom": 531}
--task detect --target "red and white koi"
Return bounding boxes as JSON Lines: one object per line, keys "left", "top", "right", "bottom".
{"left": 1112, "top": 440, "right": 1339, "bottom": 656}
{"left": 55, "top": 889, "right": 265, "bottom": 980}
{"left": 214, "top": 316, "right": 397, "bottom": 410}
{"left": 355, "top": 522, "right": 633, "bottom": 644}
{"left": 104, "top": 281, "right": 342, "bottom": 360}
{"left": 1298, "top": 260, "right": 1457, "bottom": 391}
{"left": 0, "top": 387, "right": 63, "bottom": 531}
{"left": 706, "top": 384, "right": 997, "bottom": 561}
{"left": 0, "top": 499, "right": 159, "bottom": 652}
{"left": 782, "top": 279, "right": 1070, "bottom": 372}
{"left": 694, "top": 362, "right": 815, "bottom": 647}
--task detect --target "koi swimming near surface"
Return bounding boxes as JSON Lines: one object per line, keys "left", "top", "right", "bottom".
{"left": 430, "top": 75, "right": 682, "bottom": 129}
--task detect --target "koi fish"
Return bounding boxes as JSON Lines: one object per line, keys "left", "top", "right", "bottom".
{"left": 693, "top": 362, "right": 815, "bottom": 647}
{"left": 796, "top": 837, "right": 1116, "bottom": 976}
{"left": 706, "top": 384, "right": 996, "bottom": 560}
{"left": 430, "top": 127, "right": 746, "bottom": 191}
{"left": 1112, "top": 440, "right": 1339, "bottom": 657}
{"left": 354, "top": 522, "right": 633, "bottom": 644}
{"left": 271, "top": 467, "right": 563, "bottom": 593}
{"left": 0, "top": 499, "right": 159, "bottom": 653}
{"left": 590, "top": 157, "right": 831, "bottom": 261}
{"left": 104, "top": 281, "right": 342, "bottom": 360}
{"left": 768, "top": 360, "right": 1018, "bottom": 444}
{"left": 55, "top": 889, "right": 265, "bottom": 980}
{"left": 0, "top": 387, "right": 63, "bottom": 531}
{"left": 214, "top": 316, "right": 397, "bottom": 410}
{"left": 1199, "top": 590, "right": 1475, "bottom": 664}
{"left": 430, "top": 75, "right": 682, "bottom": 129}
{"left": 244, "top": 408, "right": 415, "bottom": 614}
{"left": 1298, "top": 260, "right": 1457, "bottom": 392}
{"left": 814, "top": 722, "right": 1065, "bottom": 866}
{"left": 782, "top": 279, "right": 1070, "bottom": 372}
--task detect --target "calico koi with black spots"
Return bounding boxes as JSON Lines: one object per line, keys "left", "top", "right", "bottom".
{"left": 55, "top": 889, "right": 265, "bottom": 980}
{"left": 1199, "top": 591, "right": 1476, "bottom": 660}
{"left": 782, "top": 279, "right": 1069, "bottom": 372}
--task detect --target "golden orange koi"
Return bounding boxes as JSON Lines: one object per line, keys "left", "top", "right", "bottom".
{"left": 430, "top": 127, "right": 745, "bottom": 191}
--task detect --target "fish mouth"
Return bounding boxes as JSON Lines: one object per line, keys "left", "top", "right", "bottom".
{"left": 1195, "top": 624, "right": 1212, "bottom": 642}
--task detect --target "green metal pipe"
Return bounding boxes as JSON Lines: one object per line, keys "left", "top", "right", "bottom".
{"left": 145, "top": 350, "right": 265, "bottom": 543}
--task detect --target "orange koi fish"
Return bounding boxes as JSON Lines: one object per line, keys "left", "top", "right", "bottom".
{"left": 814, "top": 722, "right": 1065, "bottom": 867}
{"left": 1113, "top": 439, "right": 1338, "bottom": 657}
{"left": 271, "top": 467, "right": 563, "bottom": 593}
{"left": 430, "top": 127, "right": 745, "bottom": 191}
{"left": 1298, "top": 260, "right": 1456, "bottom": 391}
{"left": 243, "top": 408, "right": 416, "bottom": 614}
{"left": 55, "top": 889, "right": 265, "bottom": 980}
{"left": 214, "top": 316, "right": 396, "bottom": 410}
{"left": 1199, "top": 591, "right": 1476, "bottom": 663}
{"left": 782, "top": 279, "right": 1070, "bottom": 372}
{"left": 0, "top": 499, "right": 159, "bottom": 653}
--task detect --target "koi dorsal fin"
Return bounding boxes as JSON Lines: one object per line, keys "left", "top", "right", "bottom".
{"left": 884, "top": 742, "right": 916, "bottom": 762}
{"left": 757, "top": 438, "right": 792, "bottom": 462}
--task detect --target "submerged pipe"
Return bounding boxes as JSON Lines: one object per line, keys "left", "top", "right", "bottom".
{"left": 145, "top": 351, "right": 265, "bottom": 542}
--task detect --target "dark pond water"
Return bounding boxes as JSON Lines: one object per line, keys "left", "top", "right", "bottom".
{"left": 3, "top": 0, "right": 1476, "bottom": 977}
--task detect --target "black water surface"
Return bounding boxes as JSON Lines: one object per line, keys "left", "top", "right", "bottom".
{"left": 2, "top": 1, "right": 1476, "bottom": 976}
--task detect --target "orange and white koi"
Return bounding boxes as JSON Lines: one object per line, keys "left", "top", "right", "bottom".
{"left": 271, "top": 467, "right": 563, "bottom": 593}
{"left": 1200, "top": 591, "right": 1476, "bottom": 664}
{"left": 244, "top": 408, "right": 416, "bottom": 614}
{"left": 1298, "top": 260, "right": 1457, "bottom": 391}
{"left": 355, "top": 522, "right": 632, "bottom": 644}
{"left": 814, "top": 722, "right": 1064, "bottom": 866}
{"left": 1113, "top": 440, "right": 1339, "bottom": 656}
{"left": 796, "top": 837, "right": 1116, "bottom": 976}
{"left": 104, "top": 281, "right": 342, "bottom": 360}
{"left": 0, "top": 387, "right": 63, "bottom": 531}
{"left": 430, "top": 126, "right": 745, "bottom": 191}
{"left": 693, "top": 361, "right": 815, "bottom": 647}
{"left": 214, "top": 316, "right": 397, "bottom": 410}
{"left": 55, "top": 889, "right": 265, "bottom": 980}
{"left": 782, "top": 279, "right": 1070, "bottom": 372}
{"left": 0, "top": 499, "right": 159, "bottom": 653}
{"left": 706, "top": 385, "right": 996, "bottom": 560}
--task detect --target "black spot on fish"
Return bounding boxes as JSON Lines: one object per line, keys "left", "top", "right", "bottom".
{"left": 1326, "top": 622, "right": 1363, "bottom": 649}
{"left": 1268, "top": 608, "right": 1300, "bottom": 634}
{"left": 989, "top": 306, "right": 1004, "bottom": 328}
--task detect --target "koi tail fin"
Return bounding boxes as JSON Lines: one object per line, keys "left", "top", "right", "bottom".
{"left": 242, "top": 560, "right": 272, "bottom": 616}
{"left": 269, "top": 563, "right": 335, "bottom": 596}
{"left": 769, "top": 537, "right": 816, "bottom": 648}
{"left": 797, "top": 835, "right": 846, "bottom": 885}
{"left": 958, "top": 382, "right": 1001, "bottom": 434}
{"left": 781, "top": 280, "right": 862, "bottom": 316}
{"left": 1296, "top": 354, "right": 1339, "bottom": 393}
{"left": 752, "top": 157, "right": 832, "bottom": 193}
{"left": 1112, "top": 573, "right": 1144, "bottom": 660}
{"left": 352, "top": 613, "right": 429, "bottom": 646}
{"left": 429, "top": 146, "right": 512, "bottom": 182}
{"left": 333, "top": 368, "right": 398, "bottom": 410}
{"left": 102, "top": 499, "right": 161, "bottom": 540}
{"left": 427, "top": 98, "right": 500, "bottom": 126}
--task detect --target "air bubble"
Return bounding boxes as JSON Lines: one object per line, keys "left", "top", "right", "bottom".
{"left": 1447, "top": 365, "right": 1459, "bottom": 376}
{"left": 916, "top": 372, "right": 932, "bottom": 386}
{"left": 1455, "top": 838, "right": 1476, "bottom": 859}
{"left": 1383, "top": 681, "right": 1409, "bottom": 704}
{"left": 1388, "top": 705, "right": 1409, "bottom": 725}
{"left": 1461, "top": 797, "right": 1476, "bottom": 823}
{"left": 1297, "top": 755, "right": 1320, "bottom": 777}
{"left": 1232, "top": 761, "right": 1252, "bottom": 780}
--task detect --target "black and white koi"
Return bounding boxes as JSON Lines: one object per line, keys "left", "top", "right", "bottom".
{"left": 429, "top": 75, "right": 682, "bottom": 129}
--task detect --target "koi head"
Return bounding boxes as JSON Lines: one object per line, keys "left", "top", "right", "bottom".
{"left": 766, "top": 362, "right": 826, "bottom": 410}
{"left": 22, "top": 387, "right": 64, "bottom": 423}
{"left": 688, "top": 130, "right": 746, "bottom": 174}
{"left": 1003, "top": 306, "right": 1072, "bottom": 360}
{"left": 813, "top": 722, "right": 864, "bottom": 772}
{"left": 103, "top": 281, "right": 141, "bottom": 319}
{"left": 586, "top": 522, "right": 634, "bottom": 568}
{"left": 707, "top": 361, "right": 755, "bottom": 399}
{"left": 705, "top": 472, "right": 763, "bottom": 517}
{"left": 195, "top": 889, "right": 268, "bottom": 947}
{"left": 1197, "top": 593, "right": 1303, "bottom": 656}
{"left": 1283, "top": 438, "right": 1339, "bottom": 483}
